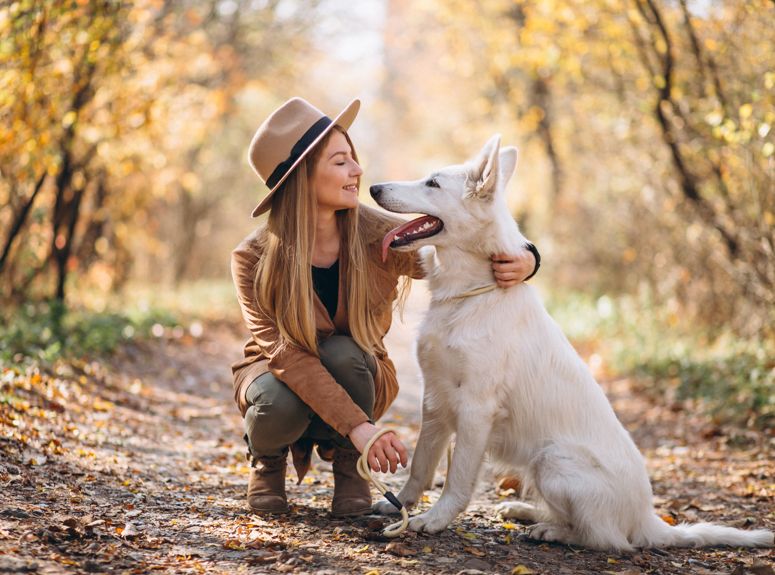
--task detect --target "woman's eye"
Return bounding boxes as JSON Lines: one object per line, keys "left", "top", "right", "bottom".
{"left": 426, "top": 178, "right": 440, "bottom": 188}
{"left": 336, "top": 162, "right": 346, "bottom": 166}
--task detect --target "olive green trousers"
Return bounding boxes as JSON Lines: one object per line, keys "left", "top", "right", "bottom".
{"left": 242, "top": 335, "right": 377, "bottom": 459}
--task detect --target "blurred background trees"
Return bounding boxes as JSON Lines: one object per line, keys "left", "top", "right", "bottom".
{"left": 1, "top": 0, "right": 772, "bottom": 338}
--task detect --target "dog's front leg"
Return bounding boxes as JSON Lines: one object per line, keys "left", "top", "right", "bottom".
{"left": 373, "top": 405, "right": 452, "bottom": 515}
{"left": 408, "top": 407, "right": 493, "bottom": 534}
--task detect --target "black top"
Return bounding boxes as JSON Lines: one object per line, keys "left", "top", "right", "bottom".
{"left": 311, "top": 259, "right": 339, "bottom": 320}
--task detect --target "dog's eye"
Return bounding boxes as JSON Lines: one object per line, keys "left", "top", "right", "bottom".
{"left": 426, "top": 178, "right": 440, "bottom": 188}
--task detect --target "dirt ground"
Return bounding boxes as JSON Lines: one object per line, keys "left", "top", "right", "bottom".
{"left": 1, "top": 284, "right": 773, "bottom": 574}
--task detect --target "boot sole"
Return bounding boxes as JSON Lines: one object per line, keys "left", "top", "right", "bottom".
{"left": 249, "top": 505, "right": 291, "bottom": 515}
{"left": 330, "top": 505, "right": 373, "bottom": 518}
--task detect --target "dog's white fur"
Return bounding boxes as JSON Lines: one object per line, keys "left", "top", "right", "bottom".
{"left": 370, "top": 135, "right": 773, "bottom": 550}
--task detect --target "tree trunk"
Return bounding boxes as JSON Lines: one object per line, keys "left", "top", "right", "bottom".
{"left": 0, "top": 171, "right": 47, "bottom": 275}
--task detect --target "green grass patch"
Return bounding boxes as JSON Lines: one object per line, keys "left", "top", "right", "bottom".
{"left": 0, "top": 299, "right": 179, "bottom": 364}
{"left": 545, "top": 290, "right": 774, "bottom": 428}
{"left": 1, "top": 280, "right": 239, "bottom": 367}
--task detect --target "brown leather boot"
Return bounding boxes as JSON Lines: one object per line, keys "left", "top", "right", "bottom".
{"left": 247, "top": 449, "right": 289, "bottom": 514}
{"left": 331, "top": 447, "right": 372, "bottom": 517}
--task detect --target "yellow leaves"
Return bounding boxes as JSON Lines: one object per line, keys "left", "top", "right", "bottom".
{"left": 502, "top": 522, "right": 519, "bottom": 530}
{"left": 92, "top": 398, "right": 115, "bottom": 412}
{"left": 705, "top": 110, "right": 723, "bottom": 127}
{"left": 512, "top": 566, "right": 535, "bottom": 575}
{"left": 222, "top": 538, "right": 244, "bottom": 550}
{"left": 520, "top": 106, "right": 546, "bottom": 132}
{"left": 62, "top": 111, "right": 77, "bottom": 128}
{"left": 661, "top": 514, "right": 677, "bottom": 525}
{"left": 739, "top": 104, "right": 753, "bottom": 120}
{"left": 353, "top": 544, "right": 370, "bottom": 553}
{"left": 762, "top": 142, "right": 774, "bottom": 158}
{"left": 181, "top": 172, "right": 201, "bottom": 193}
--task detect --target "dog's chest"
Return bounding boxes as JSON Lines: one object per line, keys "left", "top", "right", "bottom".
{"left": 417, "top": 303, "right": 508, "bottom": 390}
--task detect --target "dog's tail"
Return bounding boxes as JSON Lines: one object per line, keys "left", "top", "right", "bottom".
{"left": 637, "top": 514, "right": 773, "bottom": 548}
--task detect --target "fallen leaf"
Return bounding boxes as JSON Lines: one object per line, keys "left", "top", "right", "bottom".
{"left": 120, "top": 522, "right": 139, "bottom": 538}
{"left": 660, "top": 514, "right": 677, "bottom": 525}
{"left": 499, "top": 475, "right": 523, "bottom": 492}
{"left": 456, "top": 529, "right": 477, "bottom": 541}
{"left": 512, "top": 566, "right": 535, "bottom": 575}
{"left": 463, "top": 545, "right": 486, "bottom": 557}
{"left": 386, "top": 541, "right": 417, "bottom": 557}
{"left": 223, "top": 538, "right": 244, "bottom": 550}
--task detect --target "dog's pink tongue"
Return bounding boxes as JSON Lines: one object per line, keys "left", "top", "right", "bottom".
{"left": 381, "top": 226, "right": 399, "bottom": 263}
{"left": 381, "top": 217, "right": 428, "bottom": 262}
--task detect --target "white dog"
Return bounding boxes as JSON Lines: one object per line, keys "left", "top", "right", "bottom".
{"left": 368, "top": 135, "right": 773, "bottom": 551}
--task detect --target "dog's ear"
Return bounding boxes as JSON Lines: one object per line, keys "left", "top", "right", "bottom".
{"left": 466, "top": 134, "right": 501, "bottom": 201}
{"left": 498, "top": 147, "right": 518, "bottom": 191}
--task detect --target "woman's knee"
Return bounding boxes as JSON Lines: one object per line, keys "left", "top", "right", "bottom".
{"left": 244, "top": 375, "right": 312, "bottom": 455}
{"left": 319, "top": 336, "right": 375, "bottom": 375}
{"left": 318, "top": 335, "right": 375, "bottom": 416}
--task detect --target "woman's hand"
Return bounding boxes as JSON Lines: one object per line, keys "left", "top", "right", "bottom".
{"left": 349, "top": 421, "right": 408, "bottom": 473}
{"left": 491, "top": 248, "right": 537, "bottom": 288}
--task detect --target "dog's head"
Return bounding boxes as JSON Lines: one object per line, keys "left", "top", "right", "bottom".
{"left": 370, "top": 134, "right": 518, "bottom": 260}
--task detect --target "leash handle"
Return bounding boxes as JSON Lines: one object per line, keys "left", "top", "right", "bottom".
{"left": 356, "top": 428, "right": 410, "bottom": 537}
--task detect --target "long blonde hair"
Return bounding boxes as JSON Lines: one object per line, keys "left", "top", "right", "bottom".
{"left": 253, "top": 126, "right": 388, "bottom": 357}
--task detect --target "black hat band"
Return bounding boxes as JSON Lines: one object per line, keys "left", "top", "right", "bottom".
{"left": 266, "top": 115, "right": 333, "bottom": 189}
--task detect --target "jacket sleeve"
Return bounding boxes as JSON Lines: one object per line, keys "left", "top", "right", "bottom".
{"left": 231, "top": 243, "right": 370, "bottom": 438}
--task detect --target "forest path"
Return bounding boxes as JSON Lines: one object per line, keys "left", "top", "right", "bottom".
{"left": 1, "top": 285, "right": 772, "bottom": 574}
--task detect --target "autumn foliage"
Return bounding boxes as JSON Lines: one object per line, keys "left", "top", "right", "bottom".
{"left": 1, "top": 0, "right": 772, "bottom": 336}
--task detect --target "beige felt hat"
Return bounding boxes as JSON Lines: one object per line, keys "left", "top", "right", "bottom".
{"left": 247, "top": 97, "right": 361, "bottom": 217}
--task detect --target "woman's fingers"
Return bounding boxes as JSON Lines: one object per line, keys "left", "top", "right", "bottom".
{"left": 367, "top": 433, "right": 407, "bottom": 474}
{"left": 377, "top": 436, "right": 398, "bottom": 473}
{"left": 383, "top": 439, "right": 400, "bottom": 473}
{"left": 391, "top": 435, "right": 409, "bottom": 468}
{"left": 491, "top": 249, "right": 536, "bottom": 285}
{"left": 370, "top": 443, "right": 389, "bottom": 473}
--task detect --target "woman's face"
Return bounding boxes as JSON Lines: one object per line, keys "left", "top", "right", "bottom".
{"left": 312, "top": 130, "right": 363, "bottom": 212}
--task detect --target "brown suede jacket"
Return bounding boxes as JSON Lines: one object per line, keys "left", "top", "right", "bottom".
{"left": 230, "top": 204, "right": 425, "bottom": 481}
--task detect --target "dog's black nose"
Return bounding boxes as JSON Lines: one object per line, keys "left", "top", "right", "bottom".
{"left": 370, "top": 185, "right": 382, "bottom": 200}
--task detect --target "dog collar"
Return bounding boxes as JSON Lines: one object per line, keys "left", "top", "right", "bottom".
{"left": 435, "top": 283, "right": 498, "bottom": 302}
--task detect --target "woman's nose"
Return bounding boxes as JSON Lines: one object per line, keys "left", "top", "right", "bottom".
{"left": 351, "top": 162, "right": 363, "bottom": 177}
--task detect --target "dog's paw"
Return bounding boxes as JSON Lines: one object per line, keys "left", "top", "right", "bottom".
{"left": 372, "top": 499, "right": 402, "bottom": 516}
{"left": 408, "top": 511, "right": 450, "bottom": 534}
{"left": 527, "top": 522, "right": 575, "bottom": 545}
{"left": 495, "top": 501, "right": 538, "bottom": 522}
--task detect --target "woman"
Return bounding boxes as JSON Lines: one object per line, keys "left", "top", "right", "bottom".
{"left": 231, "top": 97, "right": 538, "bottom": 517}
